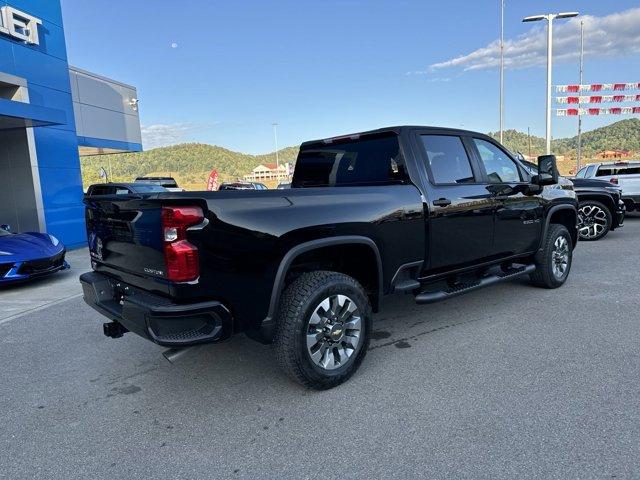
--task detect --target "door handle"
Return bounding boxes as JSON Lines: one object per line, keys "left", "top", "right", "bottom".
{"left": 432, "top": 198, "right": 452, "bottom": 207}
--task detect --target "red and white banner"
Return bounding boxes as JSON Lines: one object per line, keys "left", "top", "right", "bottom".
{"left": 206, "top": 169, "right": 219, "bottom": 191}
{"left": 556, "top": 94, "right": 640, "bottom": 104}
{"left": 556, "top": 83, "right": 640, "bottom": 93}
{"left": 557, "top": 107, "right": 640, "bottom": 116}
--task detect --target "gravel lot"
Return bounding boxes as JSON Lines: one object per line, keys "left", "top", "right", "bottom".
{"left": 2, "top": 217, "right": 639, "bottom": 479}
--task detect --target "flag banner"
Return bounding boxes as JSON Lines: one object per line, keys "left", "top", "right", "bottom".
{"left": 557, "top": 107, "right": 640, "bottom": 116}
{"left": 556, "top": 94, "right": 640, "bottom": 104}
{"left": 206, "top": 169, "right": 219, "bottom": 191}
{"left": 555, "top": 83, "right": 640, "bottom": 93}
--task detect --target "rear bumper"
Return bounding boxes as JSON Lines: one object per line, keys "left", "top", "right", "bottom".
{"left": 612, "top": 200, "right": 626, "bottom": 229}
{"left": 80, "top": 271, "right": 233, "bottom": 347}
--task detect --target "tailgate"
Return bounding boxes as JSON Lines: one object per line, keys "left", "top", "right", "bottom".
{"left": 619, "top": 175, "right": 640, "bottom": 195}
{"left": 84, "top": 196, "right": 165, "bottom": 281}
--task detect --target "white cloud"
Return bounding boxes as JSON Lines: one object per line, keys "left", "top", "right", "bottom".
{"left": 430, "top": 8, "right": 640, "bottom": 72}
{"left": 141, "top": 123, "right": 197, "bottom": 149}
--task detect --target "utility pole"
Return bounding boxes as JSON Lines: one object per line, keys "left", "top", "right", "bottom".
{"left": 527, "top": 126, "right": 532, "bottom": 158}
{"left": 523, "top": 12, "right": 579, "bottom": 155}
{"left": 499, "top": 0, "right": 505, "bottom": 144}
{"left": 577, "top": 20, "right": 584, "bottom": 170}
{"left": 272, "top": 123, "right": 280, "bottom": 180}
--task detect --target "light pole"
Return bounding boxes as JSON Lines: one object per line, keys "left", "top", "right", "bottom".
{"left": 272, "top": 123, "right": 280, "bottom": 180}
{"left": 523, "top": 11, "right": 579, "bottom": 154}
{"left": 499, "top": 0, "right": 504, "bottom": 144}
{"left": 577, "top": 20, "right": 584, "bottom": 170}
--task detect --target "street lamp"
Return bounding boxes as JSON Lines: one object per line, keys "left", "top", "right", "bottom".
{"left": 523, "top": 11, "right": 579, "bottom": 154}
{"left": 272, "top": 123, "right": 280, "bottom": 180}
{"left": 499, "top": 0, "right": 504, "bottom": 144}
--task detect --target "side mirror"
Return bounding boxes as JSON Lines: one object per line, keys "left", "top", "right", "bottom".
{"left": 0, "top": 224, "right": 10, "bottom": 232}
{"left": 532, "top": 154, "right": 559, "bottom": 186}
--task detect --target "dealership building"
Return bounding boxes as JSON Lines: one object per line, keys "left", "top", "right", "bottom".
{"left": 0, "top": 1, "right": 141, "bottom": 248}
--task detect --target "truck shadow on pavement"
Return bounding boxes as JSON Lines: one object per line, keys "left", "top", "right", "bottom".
{"left": 89, "top": 217, "right": 640, "bottom": 396}
{"left": 96, "top": 277, "right": 540, "bottom": 399}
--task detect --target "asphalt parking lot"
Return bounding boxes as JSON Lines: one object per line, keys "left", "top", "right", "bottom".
{"left": 2, "top": 217, "right": 640, "bottom": 479}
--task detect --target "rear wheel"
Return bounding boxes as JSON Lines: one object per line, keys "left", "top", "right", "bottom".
{"left": 530, "top": 224, "right": 573, "bottom": 289}
{"left": 578, "top": 200, "right": 611, "bottom": 241}
{"left": 274, "top": 271, "right": 371, "bottom": 390}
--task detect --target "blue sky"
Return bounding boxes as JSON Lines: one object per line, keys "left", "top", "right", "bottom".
{"left": 60, "top": 0, "right": 640, "bottom": 153}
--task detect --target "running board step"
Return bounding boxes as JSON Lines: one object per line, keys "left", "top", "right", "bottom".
{"left": 414, "top": 264, "right": 536, "bottom": 305}
{"left": 394, "top": 279, "right": 421, "bottom": 292}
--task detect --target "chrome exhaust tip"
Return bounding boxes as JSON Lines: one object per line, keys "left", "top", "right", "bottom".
{"left": 162, "top": 346, "right": 199, "bottom": 363}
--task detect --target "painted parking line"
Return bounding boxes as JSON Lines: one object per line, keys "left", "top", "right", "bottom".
{"left": 0, "top": 293, "right": 83, "bottom": 326}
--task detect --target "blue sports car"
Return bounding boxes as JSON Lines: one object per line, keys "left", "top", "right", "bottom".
{"left": 0, "top": 225, "right": 69, "bottom": 285}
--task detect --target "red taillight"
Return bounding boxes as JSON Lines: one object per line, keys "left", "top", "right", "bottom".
{"left": 161, "top": 206, "right": 203, "bottom": 282}
{"left": 610, "top": 177, "right": 619, "bottom": 185}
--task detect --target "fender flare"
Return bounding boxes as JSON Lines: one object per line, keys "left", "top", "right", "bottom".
{"left": 258, "top": 236, "right": 383, "bottom": 341}
{"left": 537, "top": 204, "right": 578, "bottom": 257}
{"left": 576, "top": 191, "right": 616, "bottom": 210}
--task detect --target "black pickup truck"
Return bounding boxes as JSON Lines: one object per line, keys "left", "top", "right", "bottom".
{"left": 80, "top": 126, "right": 578, "bottom": 389}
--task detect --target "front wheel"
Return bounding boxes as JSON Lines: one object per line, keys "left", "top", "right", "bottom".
{"left": 530, "top": 224, "right": 573, "bottom": 289}
{"left": 274, "top": 271, "right": 372, "bottom": 390}
{"left": 578, "top": 200, "right": 611, "bottom": 241}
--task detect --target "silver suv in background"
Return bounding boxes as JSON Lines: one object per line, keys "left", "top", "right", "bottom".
{"left": 576, "top": 161, "right": 640, "bottom": 212}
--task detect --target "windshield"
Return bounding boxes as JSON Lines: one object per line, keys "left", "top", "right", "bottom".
{"left": 135, "top": 178, "right": 178, "bottom": 188}
{"left": 133, "top": 185, "right": 167, "bottom": 193}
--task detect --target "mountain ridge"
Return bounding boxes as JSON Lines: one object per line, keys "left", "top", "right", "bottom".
{"left": 81, "top": 119, "right": 640, "bottom": 188}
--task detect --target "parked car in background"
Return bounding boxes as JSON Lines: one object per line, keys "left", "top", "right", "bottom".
{"left": 0, "top": 224, "right": 68, "bottom": 285}
{"left": 134, "top": 176, "right": 183, "bottom": 192}
{"left": 276, "top": 182, "right": 291, "bottom": 189}
{"left": 575, "top": 161, "right": 640, "bottom": 212}
{"left": 85, "top": 183, "right": 168, "bottom": 197}
{"left": 218, "top": 181, "right": 268, "bottom": 190}
{"left": 80, "top": 126, "right": 577, "bottom": 389}
{"left": 522, "top": 160, "right": 625, "bottom": 241}
{"left": 571, "top": 178, "right": 625, "bottom": 241}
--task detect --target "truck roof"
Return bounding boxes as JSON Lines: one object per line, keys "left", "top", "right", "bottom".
{"left": 300, "top": 126, "right": 495, "bottom": 148}
{"left": 595, "top": 160, "right": 640, "bottom": 167}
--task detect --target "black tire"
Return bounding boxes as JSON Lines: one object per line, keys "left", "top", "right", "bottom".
{"left": 274, "top": 270, "right": 372, "bottom": 390}
{"left": 530, "top": 224, "right": 573, "bottom": 289}
{"left": 578, "top": 200, "right": 611, "bottom": 241}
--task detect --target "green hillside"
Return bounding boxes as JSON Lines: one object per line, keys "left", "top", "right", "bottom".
{"left": 81, "top": 119, "right": 640, "bottom": 190}
{"left": 489, "top": 118, "right": 640, "bottom": 158}
{"left": 554, "top": 118, "right": 640, "bottom": 156}
{"left": 81, "top": 143, "right": 299, "bottom": 190}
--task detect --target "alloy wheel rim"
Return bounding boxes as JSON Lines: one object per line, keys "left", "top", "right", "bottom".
{"left": 551, "top": 236, "right": 569, "bottom": 279}
{"left": 578, "top": 205, "right": 608, "bottom": 239}
{"left": 306, "top": 294, "right": 362, "bottom": 371}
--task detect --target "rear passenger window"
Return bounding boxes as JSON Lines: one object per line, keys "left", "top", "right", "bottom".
{"left": 292, "top": 133, "right": 407, "bottom": 187}
{"left": 420, "top": 135, "right": 475, "bottom": 184}
{"left": 596, "top": 168, "right": 613, "bottom": 177}
{"left": 89, "top": 186, "right": 113, "bottom": 195}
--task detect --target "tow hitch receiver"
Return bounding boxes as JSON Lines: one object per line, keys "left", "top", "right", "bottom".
{"left": 103, "top": 321, "right": 128, "bottom": 338}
